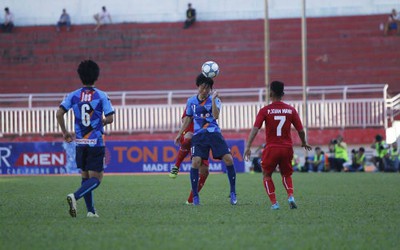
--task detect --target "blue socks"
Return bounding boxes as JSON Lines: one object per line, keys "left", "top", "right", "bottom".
{"left": 80, "top": 178, "right": 95, "bottom": 213}
{"left": 226, "top": 165, "right": 236, "bottom": 194}
{"left": 74, "top": 177, "right": 100, "bottom": 209}
{"left": 190, "top": 168, "right": 199, "bottom": 197}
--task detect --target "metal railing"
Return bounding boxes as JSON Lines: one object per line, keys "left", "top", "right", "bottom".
{"left": 0, "top": 84, "right": 397, "bottom": 136}
{"left": 0, "top": 99, "right": 387, "bottom": 136}
{"left": 0, "top": 84, "right": 389, "bottom": 108}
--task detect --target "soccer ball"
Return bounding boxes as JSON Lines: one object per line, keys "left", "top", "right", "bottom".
{"left": 201, "top": 61, "right": 220, "bottom": 78}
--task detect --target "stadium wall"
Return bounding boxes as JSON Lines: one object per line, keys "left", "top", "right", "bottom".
{"left": 2, "top": 0, "right": 400, "bottom": 26}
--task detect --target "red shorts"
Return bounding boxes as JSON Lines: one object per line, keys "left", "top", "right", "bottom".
{"left": 261, "top": 147, "right": 294, "bottom": 176}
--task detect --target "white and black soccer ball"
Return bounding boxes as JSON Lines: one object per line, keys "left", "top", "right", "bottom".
{"left": 201, "top": 61, "right": 220, "bottom": 78}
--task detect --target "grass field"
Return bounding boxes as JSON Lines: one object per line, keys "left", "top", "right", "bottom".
{"left": 1, "top": 173, "right": 400, "bottom": 250}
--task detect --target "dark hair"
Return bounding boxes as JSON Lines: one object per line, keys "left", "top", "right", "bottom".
{"left": 102, "top": 6, "right": 106, "bottom": 11}
{"left": 196, "top": 73, "right": 214, "bottom": 88}
{"left": 375, "top": 134, "right": 382, "bottom": 142}
{"left": 359, "top": 147, "right": 365, "bottom": 152}
{"left": 315, "top": 147, "right": 321, "bottom": 151}
{"left": 5, "top": 7, "right": 9, "bottom": 12}
{"left": 270, "top": 81, "right": 285, "bottom": 97}
{"left": 77, "top": 60, "right": 100, "bottom": 86}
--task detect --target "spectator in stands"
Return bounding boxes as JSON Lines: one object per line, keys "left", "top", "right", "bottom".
{"left": 1, "top": 7, "right": 14, "bottom": 33}
{"left": 56, "top": 9, "right": 71, "bottom": 32}
{"left": 307, "top": 147, "right": 325, "bottom": 172}
{"left": 385, "top": 142, "right": 399, "bottom": 172}
{"left": 344, "top": 147, "right": 366, "bottom": 172}
{"left": 292, "top": 153, "right": 301, "bottom": 172}
{"left": 183, "top": 3, "right": 196, "bottom": 29}
{"left": 249, "top": 144, "right": 265, "bottom": 173}
{"left": 383, "top": 9, "right": 400, "bottom": 36}
{"left": 94, "top": 6, "right": 112, "bottom": 32}
{"left": 371, "top": 134, "right": 388, "bottom": 171}
{"left": 328, "top": 135, "right": 348, "bottom": 172}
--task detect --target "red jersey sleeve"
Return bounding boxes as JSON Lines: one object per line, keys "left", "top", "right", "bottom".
{"left": 291, "top": 108, "right": 303, "bottom": 132}
{"left": 253, "top": 107, "right": 267, "bottom": 129}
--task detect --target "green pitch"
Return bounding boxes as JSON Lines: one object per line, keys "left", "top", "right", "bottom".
{"left": 1, "top": 173, "right": 399, "bottom": 250}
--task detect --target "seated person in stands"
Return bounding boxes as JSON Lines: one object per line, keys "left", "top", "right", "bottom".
{"left": 383, "top": 9, "right": 399, "bottom": 36}
{"left": 183, "top": 3, "right": 196, "bottom": 29}
{"left": 56, "top": 9, "right": 71, "bottom": 32}
{"left": 94, "top": 6, "right": 112, "bottom": 32}
{"left": 371, "top": 134, "right": 388, "bottom": 171}
{"left": 307, "top": 147, "right": 325, "bottom": 172}
{"left": 249, "top": 144, "right": 264, "bottom": 173}
{"left": 1, "top": 7, "right": 14, "bottom": 33}
{"left": 385, "top": 142, "right": 399, "bottom": 172}
{"left": 292, "top": 154, "right": 301, "bottom": 172}
{"left": 328, "top": 135, "right": 348, "bottom": 172}
{"left": 344, "top": 147, "right": 366, "bottom": 172}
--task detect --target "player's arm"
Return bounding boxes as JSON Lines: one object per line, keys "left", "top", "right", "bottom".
{"left": 102, "top": 95, "right": 115, "bottom": 126}
{"left": 292, "top": 109, "right": 312, "bottom": 151}
{"left": 56, "top": 107, "right": 73, "bottom": 142}
{"left": 102, "top": 114, "right": 114, "bottom": 126}
{"left": 297, "top": 130, "right": 312, "bottom": 151}
{"left": 211, "top": 90, "right": 220, "bottom": 119}
{"left": 174, "top": 116, "right": 192, "bottom": 145}
{"left": 244, "top": 127, "right": 260, "bottom": 161}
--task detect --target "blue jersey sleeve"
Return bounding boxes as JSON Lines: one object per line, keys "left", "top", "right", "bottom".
{"left": 215, "top": 97, "right": 221, "bottom": 110}
{"left": 101, "top": 93, "right": 115, "bottom": 116}
{"left": 60, "top": 92, "right": 74, "bottom": 111}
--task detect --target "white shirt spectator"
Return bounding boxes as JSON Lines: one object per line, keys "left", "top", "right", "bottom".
{"left": 5, "top": 10, "right": 14, "bottom": 24}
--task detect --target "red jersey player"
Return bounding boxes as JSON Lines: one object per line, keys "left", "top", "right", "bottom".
{"left": 244, "top": 81, "right": 312, "bottom": 210}
{"left": 170, "top": 108, "right": 209, "bottom": 204}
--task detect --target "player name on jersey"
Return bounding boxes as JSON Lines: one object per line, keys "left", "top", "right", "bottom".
{"left": 267, "top": 108, "right": 293, "bottom": 114}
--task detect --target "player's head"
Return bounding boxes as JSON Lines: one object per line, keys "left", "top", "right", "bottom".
{"left": 359, "top": 147, "right": 365, "bottom": 153}
{"left": 196, "top": 73, "right": 214, "bottom": 89}
{"left": 77, "top": 60, "right": 100, "bottom": 86}
{"left": 270, "top": 81, "right": 285, "bottom": 98}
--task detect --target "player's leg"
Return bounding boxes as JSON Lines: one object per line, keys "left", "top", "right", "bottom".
{"left": 67, "top": 146, "right": 87, "bottom": 217}
{"left": 187, "top": 160, "right": 209, "bottom": 203}
{"left": 279, "top": 147, "right": 297, "bottom": 209}
{"left": 170, "top": 132, "right": 193, "bottom": 178}
{"left": 190, "top": 156, "right": 202, "bottom": 205}
{"left": 79, "top": 170, "right": 96, "bottom": 214}
{"left": 222, "top": 153, "right": 237, "bottom": 205}
{"left": 261, "top": 148, "right": 280, "bottom": 209}
{"left": 190, "top": 133, "right": 209, "bottom": 205}
{"left": 210, "top": 133, "right": 237, "bottom": 205}
{"left": 67, "top": 147, "right": 104, "bottom": 217}
{"left": 67, "top": 169, "right": 89, "bottom": 218}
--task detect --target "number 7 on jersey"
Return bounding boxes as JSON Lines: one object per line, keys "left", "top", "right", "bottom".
{"left": 274, "top": 115, "right": 286, "bottom": 136}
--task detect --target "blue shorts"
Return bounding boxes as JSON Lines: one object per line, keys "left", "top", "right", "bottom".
{"left": 76, "top": 146, "right": 105, "bottom": 172}
{"left": 191, "top": 132, "right": 230, "bottom": 160}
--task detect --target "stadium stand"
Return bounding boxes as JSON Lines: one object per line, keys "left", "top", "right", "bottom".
{"left": 0, "top": 14, "right": 399, "bottom": 95}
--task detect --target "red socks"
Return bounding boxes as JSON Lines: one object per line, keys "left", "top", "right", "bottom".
{"left": 263, "top": 176, "right": 276, "bottom": 204}
{"left": 174, "top": 138, "right": 191, "bottom": 169}
{"left": 263, "top": 175, "right": 294, "bottom": 204}
{"left": 282, "top": 175, "right": 294, "bottom": 198}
